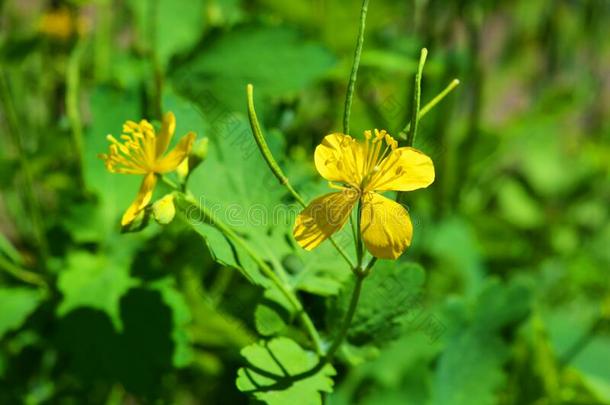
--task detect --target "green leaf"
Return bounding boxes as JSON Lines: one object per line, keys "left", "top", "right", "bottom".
{"left": 330, "top": 261, "right": 426, "bottom": 347}
{"left": 165, "top": 91, "right": 290, "bottom": 287}
{"left": 126, "top": 0, "right": 206, "bottom": 69}
{"left": 254, "top": 287, "right": 293, "bottom": 337}
{"left": 288, "top": 234, "right": 353, "bottom": 297}
{"left": 236, "top": 337, "right": 336, "bottom": 405}
{"left": 172, "top": 25, "right": 335, "bottom": 111}
{"left": 149, "top": 278, "right": 193, "bottom": 368}
{"left": 424, "top": 217, "right": 485, "bottom": 297}
{"left": 57, "top": 251, "right": 139, "bottom": 330}
{"left": 432, "top": 330, "right": 508, "bottom": 405}
{"left": 431, "top": 279, "right": 533, "bottom": 405}
{"left": 166, "top": 90, "right": 356, "bottom": 297}
{"left": 0, "top": 287, "right": 43, "bottom": 339}
{"left": 545, "top": 300, "right": 610, "bottom": 402}
{"left": 496, "top": 179, "right": 544, "bottom": 229}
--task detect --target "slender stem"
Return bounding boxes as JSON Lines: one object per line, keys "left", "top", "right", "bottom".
{"left": 148, "top": 0, "right": 163, "bottom": 119}
{"left": 355, "top": 199, "right": 364, "bottom": 268}
{"left": 66, "top": 37, "right": 87, "bottom": 190}
{"left": 343, "top": 0, "right": 370, "bottom": 135}
{"left": 159, "top": 174, "right": 179, "bottom": 190}
{"left": 406, "top": 48, "right": 428, "bottom": 147}
{"left": 182, "top": 193, "right": 324, "bottom": 355}
{"left": 208, "top": 266, "right": 235, "bottom": 306}
{"left": 0, "top": 255, "right": 47, "bottom": 289}
{"left": 246, "top": 84, "right": 305, "bottom": 205}
{"left": 246, "top": 84, "right": 355, "bottom": 269}
{"left": 363, "top": 256, "right": 377, "bottom": 276}
{"left": 93, "top": 0, "right": 111, "bottom": 81}
{"left": 349, "top": 213, "right": 358, "bottom": 257}
{"left": 398, "top": 78, "right": 460, "bottom": 140}
{"left": 324, "top": 272, "right": 366, "bottom": 362}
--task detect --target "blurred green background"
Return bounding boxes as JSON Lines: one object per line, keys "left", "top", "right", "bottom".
{"left": 1, "top": 0, "right": 609, "bottom": 403}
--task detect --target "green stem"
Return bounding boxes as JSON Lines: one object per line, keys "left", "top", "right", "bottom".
{"left": 160, "top": 174, "right": 179, "bottom": 190}
{"left": 182, "top": 193, "right": 325, "bottom": 355}
{"left": 363, "top": 256, "right": 377, "bottom": 275}
{"left": 324, "top": 271, "right": 366, "bottom": 362}
{"left": 148, "top": 0, "right": 163, "bottom": 119}
{"left": 208, "top": 266, "right": 235, "bottom": 306}
{"left": 246, "top": 84, "right": 355, "bottom": 269}
{"left": 355, "top": 199, "right": 364, "bottom": 269}
{"left": 406, "top": 48, "right": 428, "bottom": 147}
{"left": 0, "top": 255, "right": 47, "bottom": 289}
{"left": 246, "top": 84, "right": 305, "bottom": 205}
{"left": 66, "top": 37, "right": 87, "bottom": 190}
{"left": 398, "top": 78, "right": 460, "bottom": 140}
{"left": 343, "top": 0, "right": 370, "bottom": 135}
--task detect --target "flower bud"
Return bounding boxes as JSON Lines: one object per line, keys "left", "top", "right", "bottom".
{"left": 188, "top": 138, "right": 209, "bottom": 172}
{"left": 152, "top": 194, "right": 176, "bottom": 225}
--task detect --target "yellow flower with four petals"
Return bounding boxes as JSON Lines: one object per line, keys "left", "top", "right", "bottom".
{"left": 293, "top": 130, "right": 434, "bottom": 259}
{"left": 99, "top": 112, "right": 195, "bottom": 226}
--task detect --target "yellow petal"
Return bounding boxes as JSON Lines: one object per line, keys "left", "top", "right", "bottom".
{"left": 314, "top": 133, "right": 363, "bottom": 187}
{"left": 360, "top": 192, "right": 412, "bottom": 259}
{"left": 293, "top": 190, "right": 358, "bottom": 251}
{"left": 367, "top": 147, "right": 435, "bottom": 192}
{"left": 155, "top": 111, "right": 176, "bottom": 158}
{"left": 121, "top": 172, "right": 157, "bottom": 226}
{"left": 154, "top": 132, "right": 196, "bottom": 173}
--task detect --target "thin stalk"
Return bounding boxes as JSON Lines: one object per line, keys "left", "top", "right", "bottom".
{"left": 355, "top": 199, "right": 364, "bottom": 268}
{"left": 398, "top": 78, "right": 460, "bottom": 140}
{"left": 147, "top": 0, "right": 163, "bottom": 119}
{"left": 208, "top": 266, "right": 235, "bottom": 306}
{"left": 93, "top": 0, "right": 111, "bottom": 81}
{"left": 246, "top": 84, "right": 355, "bottom": 269}
{"left": 363, "top": 256, "right": 377, "bottom": 275}
{"left": 246, "top": 84, "right": 305, "bottom": 205}
{"left": 182, "top": 193, "right": 324, "bottom": 355}
{"left": 0, "top": 255, "right": 47, "bottom": 289}
{"left": 343, "top": 0, "right": 370, "bottom": 135}
{"left": 349, "top": 214, "right": 358, "bottom": 258}
{"left": 66, "top": 37, "right": 87, "bottom": 190}
{"left": 406, "top": 48, "right": 428, "bottom": 147}
{"left": 323, "top": 271, "right": 366, "bottom": 362}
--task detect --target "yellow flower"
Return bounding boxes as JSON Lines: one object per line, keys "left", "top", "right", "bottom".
{"left": 293, "top": 130, "right": 434, "bottom": 260}
{"left": 99, "top": 112, "right": 195, "bottom": 226}
{"left": 38, "top": 8, "right": 88, "bottom": 40}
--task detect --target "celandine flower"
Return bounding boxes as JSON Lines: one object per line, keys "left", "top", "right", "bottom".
{"left": 99, "top": 112, "right": 195, "bottom": 226}
{"left": 293, "top": 130, "right": 434, "bottom": 259}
